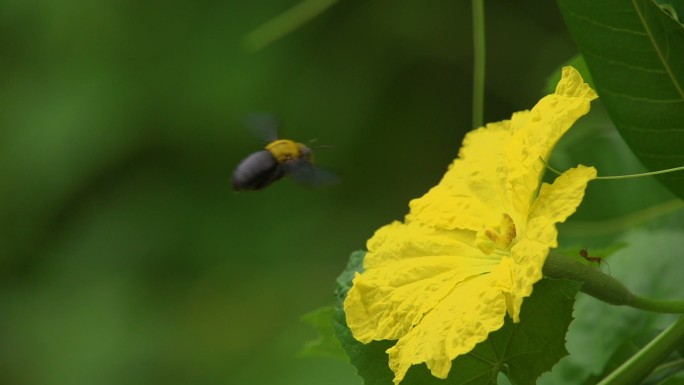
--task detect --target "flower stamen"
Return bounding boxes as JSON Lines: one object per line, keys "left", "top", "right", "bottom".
{"left": 477, "top": 213, "right": 517, "bottom": 254}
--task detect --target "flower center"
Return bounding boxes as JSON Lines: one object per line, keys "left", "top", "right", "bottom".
{"left": 475, "top": 213, "right": 517, "bottom": 255}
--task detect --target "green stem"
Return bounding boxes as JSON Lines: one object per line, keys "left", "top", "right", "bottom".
{"left": 542, "top": 156, "right": 684, "bottom": 180}
{"left": 652, "top": 357, "right": 684, "bottom": 376}
{"left": 543, "top": 253, "right": 684, "bottom": 313}
{"left": 629, "top": 296, "right": 684, "bottom": 313}
{"left": 244, "top": 0, "right": 338, "bottom": 51}
{"left": 471, "top": 0, "right": 486, "bottom": 129}
{"left": 597, "top": 315, "right": 684, "bottom": 385}
{"left": 543, "top": 252, "right": 634, "bottom": 305}
{"left": 596, "top": 165, "right": 684, "bottom": 180}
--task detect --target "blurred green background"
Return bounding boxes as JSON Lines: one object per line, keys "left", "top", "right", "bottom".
{"left": 0, "top": 1, "right": 626, "bottom": 384}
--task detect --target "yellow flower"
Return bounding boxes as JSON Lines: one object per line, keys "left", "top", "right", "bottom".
{"left": 343, "top": 67, "right": 598, "bottom": 384}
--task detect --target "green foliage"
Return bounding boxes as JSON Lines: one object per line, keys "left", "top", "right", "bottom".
{"left": 300, "top": 306, "right": 348, "bottom": 360}
{"left": 334, "top": 251, "right": 582, "bottom": 385}
{"left": 8, "top": 2, "right": 556, "bottom": 384}
{"left": 540, "top": 222, "right": 684, "bottom": 385}
{"left": 5, "top": 1, "right": 684, "bottom": 384}
{"left": 484, "top": 279, "right": 581, "bottom": 384}
{"left": 557, "top": 0, "right": 684, "bottom": 199}
{"left": 591, "top": 328, "right": 684, "bottom": 385}
{"left": 661, "top": 377, "right": 684, "bottom": 385}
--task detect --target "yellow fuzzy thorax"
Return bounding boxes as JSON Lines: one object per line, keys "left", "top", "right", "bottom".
{"left": 265, "top": 139, "right": 307, "bottom": 163}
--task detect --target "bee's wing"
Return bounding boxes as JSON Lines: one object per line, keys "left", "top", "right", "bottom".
{"left": 285, "top": 160, "right": 340, "bottom": 187}
{"left": 244, "top": 113, "right": 280, "bottom": 143}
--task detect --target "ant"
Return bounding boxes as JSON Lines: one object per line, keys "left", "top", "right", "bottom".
{"left": 580, "top": 248, "right": 611, "bottom": 275}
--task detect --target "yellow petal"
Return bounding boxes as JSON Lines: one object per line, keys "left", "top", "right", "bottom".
{"left": 343, "top": 66, "right": 598, "bottom": 383}
{"left": 505, "top": 239, "right": 550, "bottom": 321}
{"left": 502, "top": 165, "right": 596, "bottom": 320}
{"left": 364, "top": 222, "right": 476, "bottom": 269}
{"left": 407, "top": 125, "right": 511, "bottom": 232}
{"left": 407, "top": 67, "right": 597, "bottom": 231}
{"left": 346, "top": 222, "right": 500, "bottom": 343}
{"left": 556, "top": 66, "right": 598, "bottom": 100}
{"left": 386, "top": 259, "right": 513, "bottom": 384}
{"left": 529, "top": 165, "right": 598, "bottom": 227}
{"left": 502, "top": 67, "right": 597, "bottom": 216}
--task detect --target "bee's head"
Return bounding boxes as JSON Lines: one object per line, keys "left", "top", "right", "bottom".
{"left": 297, "top": 143, "right": 314, "bottom": 163}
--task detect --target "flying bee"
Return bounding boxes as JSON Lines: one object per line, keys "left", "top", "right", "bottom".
{"left": 232, "top": 115, "right": 337, "bottom": 191}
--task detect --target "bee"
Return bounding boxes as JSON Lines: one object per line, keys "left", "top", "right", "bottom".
{"left": 232, "top": 116, "right": 337, "bottom": 191}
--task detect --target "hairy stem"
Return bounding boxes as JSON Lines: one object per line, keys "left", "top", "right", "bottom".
{"left": 544, "top": 252, "right": 684, "bottom": 313}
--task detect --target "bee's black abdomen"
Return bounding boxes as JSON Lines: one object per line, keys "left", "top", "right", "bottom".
{"left": 232, "top": 150, "right": 285, "bottom": 191}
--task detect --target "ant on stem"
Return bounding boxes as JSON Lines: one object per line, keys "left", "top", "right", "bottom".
{"left": 579, "top": 247, "right": 611, "bottom": 275}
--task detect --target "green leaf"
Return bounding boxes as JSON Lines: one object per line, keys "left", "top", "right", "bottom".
{"left": 660, "top": 376, "right": 684, "bottom": 385}
{"left": 334, "top": 251, "right": 582, "bottom": 385}
{"left": 300, "top": 306, "right": 348, "bottom": 360}
{"left": 557, "top": 0, "right": 684, "bottom": 199}
{"left": 473, "top": 279, "right": 582, "bottom": 385}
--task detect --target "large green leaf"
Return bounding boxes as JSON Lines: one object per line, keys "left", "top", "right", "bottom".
{"left": 557, "top": 0, "right": 684, "bottom": 199}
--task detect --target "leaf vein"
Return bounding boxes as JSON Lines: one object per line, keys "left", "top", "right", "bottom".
{"left": 617, "top": 123, "right": 684, "bottom": 133}
{"left": 582, "top": 50, "right": 667, "bottom": 73}
{"left": 598, "top": 87, "right": 684, "bottom": 103}
{"left": 560, "top": 3, "right": 648, "bottom": 36}
{"left": 633, "top": 151, "right": 684, "bottom": 160}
